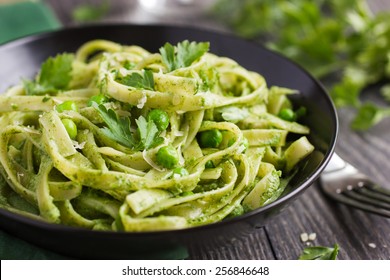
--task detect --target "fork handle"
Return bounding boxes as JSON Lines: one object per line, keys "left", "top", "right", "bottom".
{"left": 323, "top": 153, "right": 348, "bottom": 174}
{"left": 322, "top": 153, "right": 358, "bottom": 182}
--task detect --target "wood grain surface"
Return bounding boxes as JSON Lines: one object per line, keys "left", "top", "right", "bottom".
{"left": 46, "top": 0, "right": 390, "bottom": 260}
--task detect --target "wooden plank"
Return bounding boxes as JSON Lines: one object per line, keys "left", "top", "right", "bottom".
{"left": 266, "top": 183, "right": 390, "bottom": 260}
{"left": 188, "top": 226, "right": 276, "bottom": 259}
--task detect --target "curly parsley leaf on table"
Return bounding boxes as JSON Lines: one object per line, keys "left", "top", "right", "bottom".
{"left": 351, "top": 103, "right": 390, "bottom": 131}
{"left": 298, "top": 244, "right": 339, "bottom": 260}
{"left": 213, "top": 0, "right": 390, "bottom": 130}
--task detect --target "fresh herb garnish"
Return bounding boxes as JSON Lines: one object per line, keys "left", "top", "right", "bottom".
{"left": 213, "top": 0, "right": 390, "bottom": 130}
{"left": 93, "top": 103, "right": 137, "bottom": 148}
{"left": 159, "top": 40, "right": 210, "bottom": 72}
{"left": 298, "top": 244, "right": 339, "bottom": 260}
{"left": 117, "top": 69, "right": 155, "bottom": 90}
{"left": 92, "top": 103, "right": 164, "bottom": 150}
{"left": 24, "top": 53, "right": 73, "bottom": 95}
{"left": 351, "top": 103, "right": 390, "bottom": 131}
{"left": 72, "top": 0, "right": 109, "bottom": 23}
{"left": 135, "top": 116, "right": 164, "bottom": 150}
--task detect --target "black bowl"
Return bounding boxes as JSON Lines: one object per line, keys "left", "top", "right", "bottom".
{"left": 0, "top": 24, "right": 338, "bottom": 259}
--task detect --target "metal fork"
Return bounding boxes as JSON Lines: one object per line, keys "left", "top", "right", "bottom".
{"left": 320, "top": 153, "right": 390, "bottom": 218}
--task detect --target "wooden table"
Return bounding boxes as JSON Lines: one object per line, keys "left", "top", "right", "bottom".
{"left": 45, "top": 0, "right": 390, "bottom": 260}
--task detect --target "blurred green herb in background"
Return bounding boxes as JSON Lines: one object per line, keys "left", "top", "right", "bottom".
{"left": 72, "top": 0, "right": 110, "bottom": 23}
{"left": 213, "top": 0, "right": 390, "bottom": 130}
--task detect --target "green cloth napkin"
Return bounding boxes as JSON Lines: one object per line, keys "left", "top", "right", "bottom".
{"left": 0, "top": 230, "right": 66, "bottom": 260}
{"left": 0, "top": 1, "right": 61, "bottom": 45}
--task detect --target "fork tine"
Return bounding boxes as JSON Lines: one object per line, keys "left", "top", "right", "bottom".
{"left": 321, "top": 153, "right": 390, "bottom": 218}
{"left": 364, "top": 184, "right": 390, "bottom": 197}
{"left": 330, "top": 192, "right": 390, "bottom": 218}
{"left": 343, "top": 189, "right": 390, "bottom": 210}
{"left": 355, "top": 186, "right": 390, "bottom": 204}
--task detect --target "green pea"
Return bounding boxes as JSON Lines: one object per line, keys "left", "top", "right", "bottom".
{"left": 205, "top": 160, "right": 215, "bottom": 169}
{"left": 156, "top": 145, "right": 179, "bottom": 169}
{"left": 227, "top": 138, "right": 235, "bottom": 147}
{"left": 278, "top": 108, "right": 296, "bottom": 121}
{"left": 56, "top": 101, "right": 78, "bottom": 113}
{"left": 228, "top": 137, "right": 248, "bottom": 152}
{"left": 61, "top": 119, "right": 77, "bottom": 140}
{"left": 148, "top": 109, "right": 169, "bottom": 131}
{"left": 295, "top": 106, "right": 307, "bottom": 119}
{"left": 181, "top": 191, "right": 194, "bottom": 197}
{"left": 87, "top": 95, "right": 108, "bottom": 106}
{"left": 198, "top": 129, "right": 223, "bottom": 148}
{"left": 172, "top": 167, "right": 189, "bottom": 178}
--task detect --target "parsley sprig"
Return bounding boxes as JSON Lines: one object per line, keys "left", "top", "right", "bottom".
{"left": 298, "top": 244, "right": 340, "bottom": 260}
{"left": 92, "top": 103, "right": 164, "bottom": 150}
{"left": 135, "top": 116, "right": 164, "bottom": 150}
{"left": 24, "top": 53, "right": 74, "bottom": 95}
{"left": 159, "top": 40, "right": 210, "bottom": 72}
{"left": 117, "top": 69, "right": 155, "bottom": 90}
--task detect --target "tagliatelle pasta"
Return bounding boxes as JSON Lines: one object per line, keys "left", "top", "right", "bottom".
{"left": 0, "top": 40, "right": 314, "bottom": 231}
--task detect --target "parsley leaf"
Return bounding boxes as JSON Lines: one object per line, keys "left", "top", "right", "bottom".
{"left": 24, "top": 53, "right": 74, "bottom": 95}
{"left": 92, "top": 103, "right": 137, "bottom": 148}
{"left": 93, "top": 103, "right": 165, "bottom": 150}
{"left": 39, "top": 53, "right": 74, "bottom": 89}
{"left": 159, "top": 41, "right": 210, "bottom": 72}
{"left": 331, "top": 76, "right": 363, "bottom": 107}
{"left": 72, "top": 0, "right": 109, "bottom": 23}
{"left": 117, "top": 69, "right": 155, "bottom": 90}
{"left": 135, "top": 116, "right": 164, "bottom": 150}
{"left": 351, "top": 103, "right": 390, "bottom": 131}
{"left": 159, "top": 43, "right": 176, "bottom": 72}
{"left": 298, "top": 244, "right": 339, "bottom": 260}
{"left": 24, "top": 81, "right": 54, "bottom": 96}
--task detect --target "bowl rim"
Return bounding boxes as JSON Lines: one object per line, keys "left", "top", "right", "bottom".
{"left": 0, "top": 23, "right": 339, "bottom": 237}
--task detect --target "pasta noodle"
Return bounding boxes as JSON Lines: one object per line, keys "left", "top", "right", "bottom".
{"left": 0, "top": 40, "right": 314, "bottom": 231}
